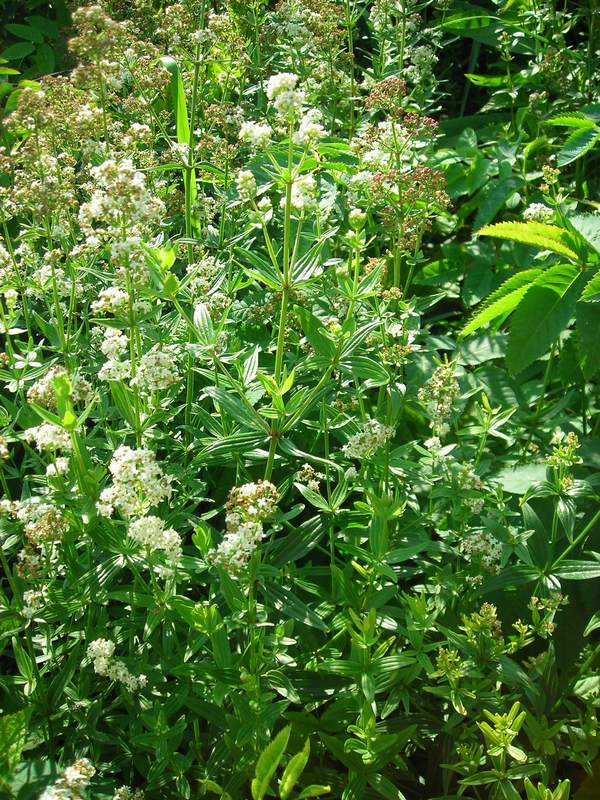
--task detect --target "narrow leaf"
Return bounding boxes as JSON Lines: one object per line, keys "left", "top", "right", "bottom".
{"left": 251, "top": 726, "right": 291, "bottom": 800}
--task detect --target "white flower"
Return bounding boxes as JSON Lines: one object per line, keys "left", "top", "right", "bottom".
{"left": 523, "top": 202, "right": 553, "bottom": 222}
{"left": 285, "top": 174, "right": 317, "bottom": 214}
{"left": 97, "top": 445, "right": 172, "bottom": 518}
{"left": 129, "top": 515, "right": 182, "bottom": 567}
{"left": 265, "top": 72, "right": 304, "bottom": 119}
{"left": 294, "top": 108, "right": 325, "bottom": 148}
{"left": 100, "top": 328, "right": 128, "bottom": 359}
{"left": 342, "top": 419, "right": 395, "bottom": 460}
{"left": 236, "top": 169, "right": 257, "bottom": 202}
{"left": 24, "top": 423, "right": 72, "bottom": 452}
{"left": 87, "top": 638, "right": 145, "bottom": 692}
{"left": 239, "top": 120, "right": 271, "bottom": 149}
{"left": 131, "top": 347, "right": 179, "bottom": 394}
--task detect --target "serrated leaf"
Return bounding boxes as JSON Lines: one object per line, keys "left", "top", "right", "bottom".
{"left": 568, "top": 215, "right": 600, "bottom": 255}
{"left": 506, "top": 263, "right": 582, "bottom": 374}
{"left": 545, "top": 114, "right": 597, "bottom": 128}
{"left": 576, "top": 295, "right": 600, "bottom": 378}
{"left": 478, "top": 221, "right": 579, "bottom": 261}
{"left": 460, "top": 269, "right": 542, "bottom": 337}
{"left": 251, "top": 725, "right": 290, "bottom": 800}
{"left": 557, "top": 126, "right": 600, "bottom": 167}
{"left": 279, "top": 738, "right": 310, "bottom": 799}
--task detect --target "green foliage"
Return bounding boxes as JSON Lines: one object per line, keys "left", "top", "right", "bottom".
{"left": 0, "top": 1, "right": 599, "bottom": 799}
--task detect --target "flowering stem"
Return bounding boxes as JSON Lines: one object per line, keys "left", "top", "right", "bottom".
{"left": 264, "top": 124, "right": 295, "bottom": 480}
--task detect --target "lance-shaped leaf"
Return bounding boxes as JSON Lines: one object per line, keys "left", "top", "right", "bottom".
{"left": 460, "top": 268, "right": 542, "bottom": 338}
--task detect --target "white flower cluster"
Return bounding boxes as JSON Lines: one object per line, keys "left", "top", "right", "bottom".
{"left": 417, "top": 362, "right": 459, "bottom": 436}
{"left": 24, "top": 423, "right": 72, "bottom": 452}
{"left": 239, "top": 120, "right": 271, "bottom": 150}
{"left": 342, "top": 419, "right": 395, "bottom": 460}
{"left": 97, "top": 446, "right": 172, "bottom": 517}
{"left": 129, "top": 515, "right": 182, "bottom": 569}
{"left": 295, "top": 463, "right": 325, "bottom": 492}
{"left": 209, "top": 481, "right": 279, "bottom": 572}
{"left": 236, "top": 169, "right": 257, "bottom": 203}
{"left": 295, "top": 108, "right": 325, "bottom": 148}
{"left": 0, "top": 242, "right": 15, "bottom": 283}
{"left": 79, "top": 159, "right": 164, "bottom": 237}
{"left": 87, "top": 638, "right": 146, "bottom": 691}
{"left": 38, "top": 758, "right": 95, "bottom": 800}
{"left": 460, "top": 530, "right": 502, "bottom": 573}
{"left": 22, "top": 588, "right": 46, "bottom": 620}
{"left": 113, "top": 788, "right": 145, "bottom": 800}
{"left": 98, "top": 327, "right": 130, "bottom": 382}
{"left": 287, "top": 174, "right": 317, "bottom": 214}
{"left": 131, "top": 347, "right": 179, "bottom": 394}
{"left": 266, "top": 72, "right": 305, "bottom": 119}
{"left": 91, "top": 286, "right": 129, "bottom": 315}
{"left": 523, "top": 202, "right": 553, "bottom": 222}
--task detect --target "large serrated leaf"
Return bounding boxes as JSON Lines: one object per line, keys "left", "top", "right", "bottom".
{"left": 506, "top": 263, "right": 583, "bottom": 375}
{"left": 569, "top": 216, "right": 600, "bottom": 256}
{"left": 460, "top": 269, "right": 542, "bottom": 337}
{"left": 478, "top": 221, "right": 579, "bottom": 261}
{"left": 251, "top": 725, "right": 290, "bottom": 800}
{"left": 576, "top": 270, "right": 600, "bottom": 376}
{"left": 557, "top": 126, "right": 600, "bottom": 167}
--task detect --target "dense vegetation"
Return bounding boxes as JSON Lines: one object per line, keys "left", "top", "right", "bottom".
{"left": 1, "top": 1, "right": 599, "bottom": 798}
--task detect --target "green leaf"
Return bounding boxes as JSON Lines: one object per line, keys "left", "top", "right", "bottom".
{"left": 263, "top": 583, "right": 328, "bottom": 631}
{"left": 297, "top": 786, "right": 331, "bottom": 798}
{"left": 193, "top": 303, "right": 215, "bottom": 345}
{"left": 2, "top": 42, "right": 35, "bottom": 60}
{"left": 0, "top": 710, "right": 30, "bottom": 776}
{"left": 235, "top": 247, "right": 282, "bottom": 290}
{"left": 460, "top": 269, "right": 542, "bottom": 337}
{"left": 339, "top": 355, "right": 389, "bottom": 387}
{"left": 557, "top": 126, "right": 600, "bottom": 167}
{"left": 478, "top": 221, "right": 579, "bottom": 261}
{"left": 583, "top": 611, "right": 600, "bottom": 637}
{"left": 205, "top": 387, "right": 269, "bottom": 433}
{"left": 553, "top": 561, "right": 600, "bottom": 580}
{"left": 506, "top": 263, "right": 583, "bottom": 375}
{"left": 159, "top": 56, "right": 197, "bottom": 209}
{"left": 279, "top": 738, "right": 310, "bottom": 799}
{"left": 567, "top": 214, "right": 600, "bottom": 255}
{"left": 34, "top": 43, "right": 55, "bottom": 74}
{"left": 5, "top": 24, "right": 44, "bottom": 43}
{"left": 473, "top": 176, "right": 522, "bottom": 230}
{"left": 545, "top": 114, "right": 597, "bottom": 128}
{"left": 251, "top": 725, "right": 291, "bottom": 800}
{"left": 295, "top": 308, "right": 337, "bottom": 359}
{"left": 576, "top": 291, "right": 600, "bottom": 378}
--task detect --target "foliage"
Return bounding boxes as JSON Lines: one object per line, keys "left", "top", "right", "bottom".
{"left": 0, "top": 1, "right": 599, "bottom": 800}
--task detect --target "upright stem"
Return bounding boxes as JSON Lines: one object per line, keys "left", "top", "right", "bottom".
{"left": 264, "top": 124, "right": 295, "bottom": 481}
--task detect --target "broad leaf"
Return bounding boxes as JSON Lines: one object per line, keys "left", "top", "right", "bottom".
{"left": 506, "top": 263, "right": 583, "bottom": 375}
